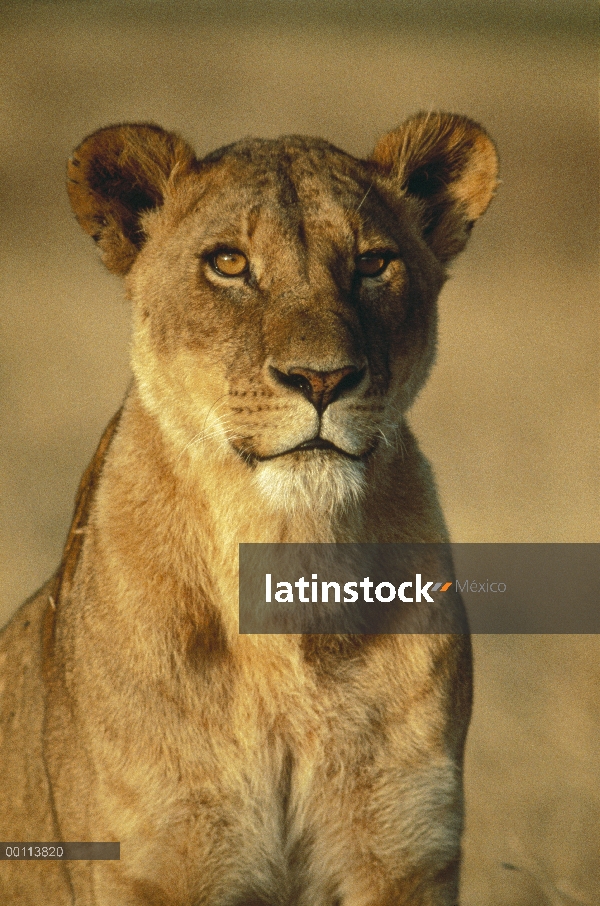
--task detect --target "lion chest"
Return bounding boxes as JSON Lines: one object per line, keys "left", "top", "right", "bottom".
{"left": 61, "top": 636, "right": 457, "bottom": 904}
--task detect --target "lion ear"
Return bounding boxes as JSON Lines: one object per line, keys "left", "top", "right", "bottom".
{"left": 370, "top": 112, "right": 499, "bottom": 262}
{"left": 67, "top": 123, "right": 197, "bottom": 275}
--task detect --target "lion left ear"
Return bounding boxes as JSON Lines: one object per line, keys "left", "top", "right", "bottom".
{"left": 67, "top": 123, "right": 197, "bottom": 275}
{"left": 370, "top": 112, "right": 499, "bottom": 262}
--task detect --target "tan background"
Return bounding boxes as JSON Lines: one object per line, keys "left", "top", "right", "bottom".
{"left": 0, "top": 2, "right": 598, "bottom": 902}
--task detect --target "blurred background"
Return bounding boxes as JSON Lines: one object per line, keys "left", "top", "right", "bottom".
{"left": 0, "top": 1, "right": 597, "bottom": 902}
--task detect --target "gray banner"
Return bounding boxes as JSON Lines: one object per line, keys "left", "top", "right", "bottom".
{"left": 0, "top": 842, "right": 120, "bottom": 860}
{"left": 238, "top": 544, "right": 599, "bottom": 633}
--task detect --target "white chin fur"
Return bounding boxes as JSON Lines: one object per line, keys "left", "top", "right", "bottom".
{"left": 253, "top": 451, "right": 366, "bottom": 515}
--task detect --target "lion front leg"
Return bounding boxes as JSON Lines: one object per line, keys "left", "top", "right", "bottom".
{"left": 65, "top": 860, "right": 188, "bottom": 906}
{"left": 329, "top": 855, "right": 460, "bottom": 906}
{"left": 298, "top": 756, "right": 464, "bottom": 906}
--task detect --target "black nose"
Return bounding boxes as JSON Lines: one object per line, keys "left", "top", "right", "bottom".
{"left": 269, "top": 365, "right": 364, "bottom": 413}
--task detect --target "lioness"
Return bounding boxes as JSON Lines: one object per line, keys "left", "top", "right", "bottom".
{"left": 0, "top": 113, "right": 497, "bottom": 905}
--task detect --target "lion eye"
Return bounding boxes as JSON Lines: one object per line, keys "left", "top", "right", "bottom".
{"left": 355, "top": 254, "right": 388, "bottom": 278}
{"left": 211, "top": 250, "right": 249, "bottom": 277}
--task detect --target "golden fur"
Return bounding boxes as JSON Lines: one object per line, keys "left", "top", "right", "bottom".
{"left": 0, "top": 112, "right": 497, "bottom": 905}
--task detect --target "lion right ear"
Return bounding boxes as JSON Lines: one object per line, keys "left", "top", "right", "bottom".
{"left": 67, "top": 123, "right": 197, "bottom": 275}
{"left": 370, "top": 112, "right": 499, "bottom": 263}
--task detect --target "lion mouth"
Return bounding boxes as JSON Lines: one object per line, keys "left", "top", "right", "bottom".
{"left": 232, "top": 437, "right": 375, "bottom": 465}
{"left": 270, "top": 438, "right": 365, "bottom": 461}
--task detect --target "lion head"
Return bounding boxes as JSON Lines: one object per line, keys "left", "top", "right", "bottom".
{"left": 67, "top": 114, "right": 497, "bottom": 514}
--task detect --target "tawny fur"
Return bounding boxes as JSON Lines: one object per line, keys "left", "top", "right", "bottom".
{"left": 0, "top": 112, "right": 497, "bottom": 905}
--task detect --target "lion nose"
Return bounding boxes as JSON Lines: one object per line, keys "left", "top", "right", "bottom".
{"left": 269, "top": 365, "right": 364, "bottom": 413}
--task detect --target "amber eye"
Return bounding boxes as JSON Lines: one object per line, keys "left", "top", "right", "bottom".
{"left": 211, "top": 250, "right": 249, "bottom": 277}
{"left": 355, "top": 254, "right": 389, "bottom": 278}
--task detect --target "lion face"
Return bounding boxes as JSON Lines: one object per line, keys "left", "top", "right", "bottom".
{"left": 67, "top": 117, "right": 498, "bottom": 511}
